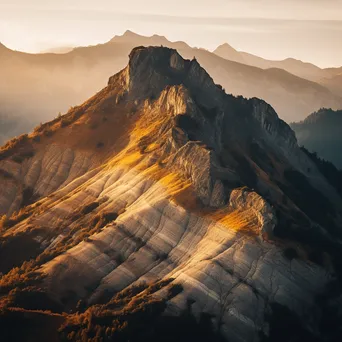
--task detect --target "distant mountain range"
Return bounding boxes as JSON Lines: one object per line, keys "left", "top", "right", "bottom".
{"left": 214, "top": 42, "right": 342, "bottom": 84}
{"left": 0, "top": 30, "right": 341, "bottom": 144}
{"left": 319, "top": 73, "right": 342, "bottom": 97}
{"left": 291, "top": 108, "right": 342, "bottom": 169}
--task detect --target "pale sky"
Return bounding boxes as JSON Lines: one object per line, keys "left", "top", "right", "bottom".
{"left": 1, "top": 0, "right": 342, "bottom": 67}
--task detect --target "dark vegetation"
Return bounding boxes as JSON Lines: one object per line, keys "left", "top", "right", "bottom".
{"left": 0, "top": 231, "right": 42, "bottom": 274}
{"left": 21, "top": 186, "right": 39, "bottom": 207}
{"left": 0, "top": 201, "right": 120, "bottom": 296}
{"left": 262, "top": 280, "right": 342, "bottom": 342}
{"left": 79, "top": 202, "right": 100, "bottom": 215}
{"left": 175, "top": 113, "right": 199, "bottom": 131}
{"left": 0, "top": 308, "right": 64, "bottom": 342}
{"left": 197, "top": 103, "right": 219, "bottom": 123}
{"left": 301, "top": 146, "right": 342, "bottom": 197}
{"left": 60, "top": 116, "right": 74, "bottom": 128}
{"left": 0, "top": 279, "right": 225, "bottom": 342}
{"left": 89, "top": 212, "right": 118, "bottom": 230}
{"left": 11, "top": 150, "right": 35, "bottom": 163}
{"left": 281, "top": 169, "right": 335, "bottom": 231}
{"left": 260, "top": 303, "right": 319, "bottom": 342}
{"left": 0, "top": 207, "right": 33, "bottom": 231}
{"left": 283, "top": 247, "right": 299, "bottom": 261}
{"left": 249, "top": 141, "right": 275, "bottom": 175}
{"left": 32, "top": 105, "right": 83, "bottom": 139}
{"left": 1, "top": 277, "right": 339, "bottom": 342}
{"left": 291, "top": 108, "right": 342, "bottom": 169}
{"left": 59, "top": 280, "right": 188, "bottom": 341}
{"left": 0, "top": 133, "right": 35, "bottom": 162}
{"left": 0, "top": 187, "right": 38, "bottom": 231}
{"left": 5, "top": 286, "right": 63, "bottom": 312}
{"left": 231, "top": 152, "right": 258, "bottom": 189}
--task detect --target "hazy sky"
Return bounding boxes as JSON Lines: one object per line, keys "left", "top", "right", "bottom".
{"left": 1, "top": 0, "right": 342, "bottom": 67}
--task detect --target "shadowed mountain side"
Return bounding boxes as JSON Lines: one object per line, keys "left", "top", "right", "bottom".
{"left": 291, "top": 108, "right": 342, "bottom": 169}
{"left": 176, "top": 47, "right": 342, "bottom": 123}
{"left": 1, "top": 31, "right": 342, "bottom": 144}
{"left": 1, "top": 46, "right": 342, "bottom": 341}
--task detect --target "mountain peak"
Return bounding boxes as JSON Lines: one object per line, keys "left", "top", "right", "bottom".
{"left": 122, "top": 29, "right": 141, "bottom": 38}
{"left": 107, "top": 46, "right": 297, "bottom": 155}
{"left": 213, "top": 42, "right": 244, "bottom": 63}
{"left": 109, "top": 31, "right": 190, "bottom": 50}
{"left": 110, "top": 30, "right": 168, "bottom": 44}
{"left": 110, "top": 30, "right": 144, "bottom": 43}
{"left": 215, "top": 42, "right": 237, "bottom": 51}
{"left": 302, "top": 107, "right": 341, "bottom": 124}
{"left": 109, "top": 46, "right": 223, "bottom": 107}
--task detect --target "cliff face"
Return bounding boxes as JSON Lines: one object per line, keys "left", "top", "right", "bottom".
{"left": 1, "top": 47, "right": 342, "bottom": 341}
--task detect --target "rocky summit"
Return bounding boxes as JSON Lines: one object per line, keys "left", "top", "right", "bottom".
{"left": 0, "top": 46, "right": 342, "bottom": 341}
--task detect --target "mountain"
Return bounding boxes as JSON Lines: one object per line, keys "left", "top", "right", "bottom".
{"left": 213, "top": 43, "right": 245, "bottom": 64}
{"left": 291, "top": 108, "right": 342, "bottom": 169}
{"left": 1, "top": 31, "right": 342, "bottom": 145}
{"left": 110, "top": 29, "right": 190, "bottom": 50}
{"left": 184, "top": 49, "right": 342, "bottom": 123}
{"left": 214, "top": 43, "right": 342, "bottom": 84}
{"left": 319, "top": 73, "right": 342, "bottom": 97}
{"left": 1, "top": 46, "right": 342, "bottom": 341}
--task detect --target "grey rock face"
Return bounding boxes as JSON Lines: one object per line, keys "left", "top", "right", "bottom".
{"left": 167, "top": 142, "right": 226, "bottom": 207}
{"left": 0, "top": 144, "right": 96, "bottom": 215}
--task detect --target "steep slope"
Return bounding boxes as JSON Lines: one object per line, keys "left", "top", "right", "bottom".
{"left": 1, "top": 47, "right": 342, "bottom": 341}
{"left": 1, "top": 31, "right": 342, "bottom": 145}
{"left": 291, "top": 108, "right": 342, "bottom": 169}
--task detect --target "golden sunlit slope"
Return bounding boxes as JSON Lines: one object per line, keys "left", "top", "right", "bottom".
{"left": 0, "top": 46, "right": 342, "bottom": 341}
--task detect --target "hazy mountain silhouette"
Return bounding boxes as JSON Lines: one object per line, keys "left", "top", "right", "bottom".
{"left": 0, "top": 31, "right": 341, "bottom": 144}
{"left": 214, "top": 42, "right": 342, "bottom": 83}
{"left": 213, "top": 43, "right": 245, "bottom": 63}
{"left": 291, "top": 108, "right": 342, "bottom": 169}
{"left": 319, "top": 72, "right": 342, "bottom": 97}
{"left": 110, "top": 30, "right": 190, "bottom": 50}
